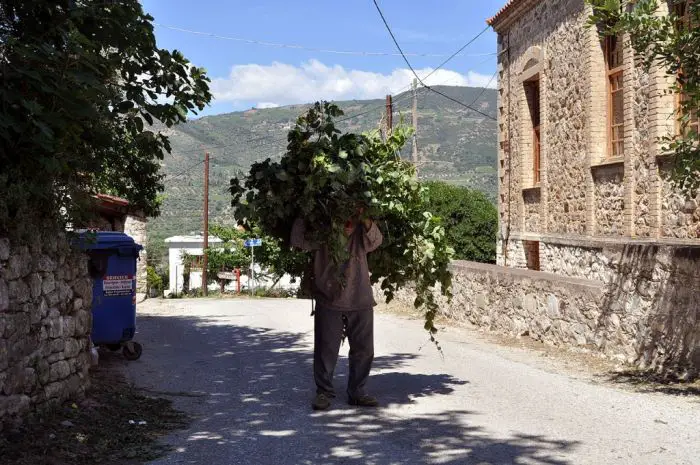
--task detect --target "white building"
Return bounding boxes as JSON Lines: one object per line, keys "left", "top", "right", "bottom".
{"left": 165, "top": 235, "right": 222, "bottom": 295}
{"left": 165, "top": 234, "right": 301, "bottom": 296}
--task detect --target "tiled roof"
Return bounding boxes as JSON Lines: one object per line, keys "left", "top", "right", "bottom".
{"left": 487, "top": 0, "right": 537, "bottom": 29}
{"left": 95, "top": 193, "right": 130, "bottom": 207}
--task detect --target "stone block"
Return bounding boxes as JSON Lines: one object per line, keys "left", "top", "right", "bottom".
{"left": 0, "top": 339, "right": 7, "bottom": 371}
{"left": 0, "top": 238, "right": 10, "bottom": 261}
{"left": 58, "top": 282, "right": 73, "bottom": 303}
{"left": 28, "top": 273, "right": 42, "bottom": 300}
{"left": 475, "top": 293, "right": 488, "bottom": 310}
{"left": 44, "top": 381, "right": 65, "bottom": 400}
{"left": 41, "top": 274, "right": 56, "bottom": 295}
{"left": 523, "top": 294, "right": 538, "bottom": 314}
{"left": 36, "top": 359, "right": 50, "bottom": 385}
{"left": 0, "top": 279, "right": 8, "bottom": 312}
{"left": 23, "top": 368, "right": 37, "bottom": 394}
{"left": 35, "top": 255, "right": 56, "bottom": 272}
{"left": 49, "top": 360, "right": 71, "bottom": 382}
{"left": 63, "top": 316, "right": 76, "bottom": 337}
{"left": 48, "top": 315, "right": 64, "bottom": 339}
{"left": 74, "top": 309, "right": 92, "bottom": 336}
{"left": 50, "top": 338, "right": 65, "bottom": 353}
{"left": 73, "top": 278, "right": 93, "bottom": 300}
{"left": 47, "top": 352, "right": 65, "bottom": 363}
{"left": 73, "top": 298, "right": 84, "bottom": 312}
{"left": 8, "top": 280, "right": 30, "bottom": 304}
{"left": 46, "top": 291, "right": 60, "bottom": 307}
{"left": 546, "top": 294, "right": 560, "bottom": 319}
{"left": 64, "top": 338, "right": 81, "bottom": 358}
{"left": 3, "top": 366, "right": 25, "bottom": 395}
{"left": 4, "top": 250, "right": 32, "bottom": 280}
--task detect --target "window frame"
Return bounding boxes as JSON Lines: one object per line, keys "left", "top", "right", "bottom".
{"left": 524, "top": 78, "right": 541, "bottom": 186}
{"left": 605, "top": 34, "right": 625, "bottom": 159}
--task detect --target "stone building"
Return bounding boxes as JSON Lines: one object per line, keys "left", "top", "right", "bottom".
{"left": 374, "top": 0, "right": 698, "bottom": 378}
{"left": 488, "top": 0, "right": 699, "bottom": 270}
{"left": 476, "top": 0, "right": 700, "bottom": 375}
{"left": 85, "top": 194, "right": 148, "bottom": 295}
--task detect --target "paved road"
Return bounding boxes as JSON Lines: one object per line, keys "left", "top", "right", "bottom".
{"left": 124, "top": 298, "right": 699, "bottom": 465}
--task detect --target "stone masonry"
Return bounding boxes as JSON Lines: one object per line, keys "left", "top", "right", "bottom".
{"left": 0, "top": 229, "right": 92, "bottom": 428}
{"left": 124, "top": 215, "right": 148, "bottom": 295}
{"left": 491, "top": 0, "right": 699, "bottom": 261}
{"left": 401, "top": 0, "right": 700, "bottom": 377}
{"left": 380, "top": 249, "right": 699, "bottom": 377}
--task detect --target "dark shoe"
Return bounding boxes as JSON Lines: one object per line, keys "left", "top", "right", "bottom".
{"left": 312, "top": 393, "right": 332, "bottom": 411}
{"left": 348, "top": 395, "right": 379, "bottom": 407}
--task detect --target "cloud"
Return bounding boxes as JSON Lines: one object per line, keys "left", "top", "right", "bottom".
{"left": 256, "top": 102, "right": 280, "bottom": 109}
{"left": 210, "top": 59, "right": 495, "bottom": 107}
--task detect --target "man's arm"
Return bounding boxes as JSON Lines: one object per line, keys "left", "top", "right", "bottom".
{"left": 290, "top": 218, "right": 318, "bottom": 251}
{"left": 362, "top": 219, "right": 383, "bottom": 253}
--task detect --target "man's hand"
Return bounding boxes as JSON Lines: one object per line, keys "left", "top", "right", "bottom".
{"left": 344, "top": 219, "right": 355, "bottom": 237}
{"left": 362, "top": 217, "right": 373, "bottom": 230}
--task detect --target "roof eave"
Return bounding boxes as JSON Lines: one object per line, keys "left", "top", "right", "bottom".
{"left": 487, "top": 0, "right": 539, "bottom": 33}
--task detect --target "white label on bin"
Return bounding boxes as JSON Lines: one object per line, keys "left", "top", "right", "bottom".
{"left": 103, "top": 275, "right": 134, "bottom": 297}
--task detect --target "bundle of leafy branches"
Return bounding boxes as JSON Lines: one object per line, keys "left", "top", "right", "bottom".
{"left": 230, "top": 102, "right": 454, "bottom": 338}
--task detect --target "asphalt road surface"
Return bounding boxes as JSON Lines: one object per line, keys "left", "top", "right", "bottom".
{"left": 123, "top": 298, "right": 700, "bottom": 465}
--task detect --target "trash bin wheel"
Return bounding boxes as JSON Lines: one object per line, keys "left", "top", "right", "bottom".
{"left": 106, "top": 344, "right": 121, "bottom": 352}
{"left": 123, "top": 341, "right": 142, "bottom": 361}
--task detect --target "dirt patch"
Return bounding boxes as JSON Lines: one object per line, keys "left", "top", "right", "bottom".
{"left": 0, "top": 352, "right": 189, "bottom": 465}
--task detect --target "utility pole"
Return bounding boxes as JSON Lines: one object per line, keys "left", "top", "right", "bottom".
{"left": 202, "top": 151, "right": 209, "bottom": 296}
{"left": 411, "top": 78, "right": 419, "bottom": 171}
{"left": 385, "top": 94, "right": 393, "bottom": 137}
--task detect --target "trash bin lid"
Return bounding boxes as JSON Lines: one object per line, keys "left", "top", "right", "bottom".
{"left": 74, "top": 231, "right": 143, "bottom": 253}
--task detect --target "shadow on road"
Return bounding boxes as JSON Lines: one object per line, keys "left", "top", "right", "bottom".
{"left": 128, "top": 313, "right": 579, "bottom": 464}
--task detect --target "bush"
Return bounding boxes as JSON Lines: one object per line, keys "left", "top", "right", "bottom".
{"left": 424, "top": 181, "right": 497, "bottom": 263}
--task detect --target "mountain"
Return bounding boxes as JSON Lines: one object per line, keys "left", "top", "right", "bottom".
{"left": 149, "top": 85, "right": 498, "bottom": 242}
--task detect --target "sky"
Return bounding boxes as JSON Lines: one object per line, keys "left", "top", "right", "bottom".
{"left": 141, "top": 0, "right": 506, "bottom": 117}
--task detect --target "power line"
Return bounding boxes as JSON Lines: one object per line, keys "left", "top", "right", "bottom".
{"left": 167, "top": 158, "right": 208, "bottom": 179}
{"left": 155, "top": 23, "right": 498, "bottom": 59}
{"left": 419, "top": 26, "right": 491, "bottom": 84}
{"left": 372, "top": 0, "right": 497, "bottom": 121}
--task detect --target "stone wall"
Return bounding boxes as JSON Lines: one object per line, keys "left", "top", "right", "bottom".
{"left": 124, "top": 215, "right": 148, "bottom": 294}
{"left": 0, "top": 230, "right": 92, "bottom": 427}
{"left": 659, "top": 166, "right": 700, "bottom": 239}
{"left": 383, "top": 247, "right": 700, "bottom": 377}
{"left": 593, "top": 165, "right": 625, "bottom": 236}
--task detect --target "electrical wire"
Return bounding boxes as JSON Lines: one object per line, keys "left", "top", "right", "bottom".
{"left": 372, "top": 0, "right": 497, "bottom": 121}
{"left": 155, "top": 23, "right": 498, "bottom": 59}
{"left": 167, "top": 158, "right": 208, "bottom": 179}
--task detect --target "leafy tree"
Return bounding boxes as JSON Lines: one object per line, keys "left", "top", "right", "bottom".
{"left": 0, "top": 0, "right": 211, "bottom": 235}
{"left": 205, "top": 224, "right": 307, "bottom": 291}
{"left": 230, "top": 102, "right": 454, "bottom": 341}
{"left": 146, "top": 265, "right": 164, "bottom": 296}
{"left": 586, "top": 0, "right": 699, "bottom": 193}
{"left": 424, "top": 181, "right": 497, "bottom": 263}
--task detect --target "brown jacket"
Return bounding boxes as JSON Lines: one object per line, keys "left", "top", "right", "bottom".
{"left": 290, "top": 218, "right": 383, "bottom": 311}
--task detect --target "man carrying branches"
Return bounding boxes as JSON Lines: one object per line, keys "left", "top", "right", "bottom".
{"left": 291, "top": 207, "right": 383, "bottom": 411}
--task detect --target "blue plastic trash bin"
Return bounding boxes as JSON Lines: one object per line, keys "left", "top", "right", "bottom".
{"left": 75, "top": 231, "right": 144, "bottom": 361}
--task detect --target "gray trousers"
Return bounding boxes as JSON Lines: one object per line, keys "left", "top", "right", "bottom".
{"left": 314, "top": 305, "right": 374, "bottom": 399}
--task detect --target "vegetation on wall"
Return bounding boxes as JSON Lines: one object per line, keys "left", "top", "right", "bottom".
{"left": 587, "top": 0, "right": 699, "bottom": 193}
{"left": 424, "top": 181, "right": 498, "bottom": 263}
{"left": 0, "top": 0, "right": 211, "bottom": 235}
